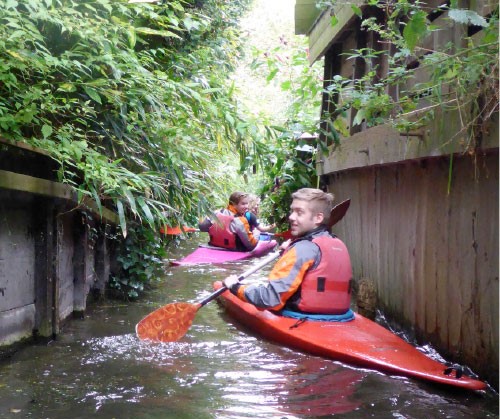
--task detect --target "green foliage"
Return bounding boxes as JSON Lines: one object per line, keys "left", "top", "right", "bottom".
{"left": 257, "top": 128, "right": 320, "bottom": 229}
{"left": 244, "top": 39, "right": 324, "bottom": 230}
{"left": 448, "top": 9, "right": 488, "bottom": 27}
{"left": 0, "top": 0, "right": 253, "bottom": 233}
{"left": 246, "top": 0, "right": 498, "bottom": 225}
{"left": 313, "top": 0, "right": 498, "bottom": 153}
{"left": 109, "top": 224, "right": 168, "bottom": 300}
{"left": 403, "top": 9, "right": 429, "bottom": 51}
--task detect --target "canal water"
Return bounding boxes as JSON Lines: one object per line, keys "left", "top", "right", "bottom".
{"left": 0, "top": 236, "right": 498, "bottom": 418}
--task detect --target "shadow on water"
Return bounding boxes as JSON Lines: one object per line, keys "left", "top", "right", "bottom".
{"left": 0, "top": 234, "right": 498, "bottom": 418}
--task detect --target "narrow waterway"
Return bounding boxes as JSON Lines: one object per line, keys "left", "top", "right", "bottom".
{"left": 0, "top": 236, "right": 497, "bottom": 418}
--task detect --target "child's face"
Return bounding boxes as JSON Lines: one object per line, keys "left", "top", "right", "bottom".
{"left": 235, "top": 198, "right": 250, "bottom": 215}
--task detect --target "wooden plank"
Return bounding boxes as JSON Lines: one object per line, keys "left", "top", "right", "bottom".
{"left": 294, "top": 0, "right": 322, "bottom": 35}
{"left": 319, "top": 120, "right": 498, "bottom": 177}
{"left": 0, "top": 137, "right": 51, "bottom": 156}
{"left": 324, "top": 150, "right": 498, "bottom": 384}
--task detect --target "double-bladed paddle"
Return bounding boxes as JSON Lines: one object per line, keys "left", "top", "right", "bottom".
{"left": 136, "top": 198, "right": 351, "bottom": 343}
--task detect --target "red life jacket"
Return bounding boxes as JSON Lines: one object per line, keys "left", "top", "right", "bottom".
{"left": 208, "top": 213, "right": 237, "bottom": 249}
{"left": 297, "top": 235, "right": 352, "bottom": 314}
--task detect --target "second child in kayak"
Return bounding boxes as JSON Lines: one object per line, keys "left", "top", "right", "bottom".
{"left": 199, "top": 191, "right": 260, "bottom": 251}
{"left": 245, "top": 194, "right": 276, "bottom": 234}
{"left": 223, "top": 188, "right": 352, "bottom": 315}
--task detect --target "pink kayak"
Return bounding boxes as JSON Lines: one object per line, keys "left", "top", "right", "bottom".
{"left": 170, "top": 239, "right": 277, "bottom": 266}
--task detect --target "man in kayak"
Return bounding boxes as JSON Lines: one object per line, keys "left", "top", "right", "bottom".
{"left": 223, "top": 188, "right": 352, "bottom": 315}
{"left": 199, "top": 191, "right": 260, "bottom": 251}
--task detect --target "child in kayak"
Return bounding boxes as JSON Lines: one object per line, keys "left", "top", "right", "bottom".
{"left": 199, "top": 191, "right": 260, "bottom": 251}
{"left": 223, "top": 188, "right": 352, "bottom": 315}
{"left": 245, "top": 194, "right": 276, "bottom": 234}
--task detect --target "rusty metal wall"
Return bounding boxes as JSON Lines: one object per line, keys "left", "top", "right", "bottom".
{"left": 329, "top": 151, "right": 499, "bottom": 386}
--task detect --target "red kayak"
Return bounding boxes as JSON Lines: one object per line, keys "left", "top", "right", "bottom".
{"left": 213, "top": 281, "right": 487, "bottom": 391}
{"left": 171, "top": 239, "right": 277, "bottom": 266}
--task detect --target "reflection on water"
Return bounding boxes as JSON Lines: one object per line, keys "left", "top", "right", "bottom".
{"left": 0, "top": 235, "right": 498, "bottom": 418}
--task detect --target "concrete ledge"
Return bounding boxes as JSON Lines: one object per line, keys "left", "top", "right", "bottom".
{"left": 319, "top": 123, "right": 499, "bottom": 175}
{"left": 0, "top": 305, "right": 35, "bottom": 346}
{"left": 0, "top": 170, "right": 118, "bottom": 224}
{"left": 0, "top": 169, "right": 74, "bottom": 200}
{"left": 307, "top": 0, "right": 365, "bottom": 63}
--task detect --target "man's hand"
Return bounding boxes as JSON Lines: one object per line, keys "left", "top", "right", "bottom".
{"left": 223, "top": 275, "right": 239, "bottom": 289}
{"left": 279, "top": 239, "right": 291, "bottom": 251}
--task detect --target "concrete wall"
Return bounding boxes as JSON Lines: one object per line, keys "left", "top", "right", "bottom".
{"left": 0, "top": 140, "right": 117, "bottom": 347}
{"left": 0, "top": 192, "right": 37, "bottom": 345}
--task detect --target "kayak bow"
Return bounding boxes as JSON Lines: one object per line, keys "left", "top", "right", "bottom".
{"left": 170, "top": 239, "right": 277, "bottom": 266}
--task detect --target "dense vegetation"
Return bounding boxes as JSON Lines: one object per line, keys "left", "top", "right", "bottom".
{"left": 0, "top": 0, "right": 255, "bottom": 234}
{"left": 0, "top": 0, "right": 261, "bottom": 296}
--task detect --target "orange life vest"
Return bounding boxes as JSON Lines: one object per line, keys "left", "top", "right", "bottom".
{"left": 208, "top": 213, "right": 237, "bottom": 249}
{"left": 297, "top": 235, "right": 352, "bottom": 314}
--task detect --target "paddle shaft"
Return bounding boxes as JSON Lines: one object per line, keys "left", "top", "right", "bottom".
{"left": 198, "top": 250, "right": 281, "bottom": 307}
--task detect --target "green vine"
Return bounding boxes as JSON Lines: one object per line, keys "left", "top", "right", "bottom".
{"left": 319, "top": 0, "right": 498, "bottom": 153}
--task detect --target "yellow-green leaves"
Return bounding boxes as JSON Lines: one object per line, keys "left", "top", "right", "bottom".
{"left": 403, "top": 10, "right": 428, "bottom": 52}
{"left": 0, "top": 0, "right": 254, "bottom": 241}
{"left": 41, "top": 124, "right": 52, "bottom": 139}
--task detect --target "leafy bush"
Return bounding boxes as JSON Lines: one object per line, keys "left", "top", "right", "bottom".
{"left": 0, "top": 0, "right": 253, "bottom": 233}
{"left": 109, "top": 225, "right": 168, "bottom": 300}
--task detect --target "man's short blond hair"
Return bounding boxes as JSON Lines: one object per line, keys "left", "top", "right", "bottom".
{"left": 291, "top": 188, "right": 335, "bottom": 225}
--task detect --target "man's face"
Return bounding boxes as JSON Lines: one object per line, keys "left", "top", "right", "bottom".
{"left": 235, "top": 197, "right": 250, "bottom": 215}
{"left": 288, "top": 199, "right": 323, "bottom": 237}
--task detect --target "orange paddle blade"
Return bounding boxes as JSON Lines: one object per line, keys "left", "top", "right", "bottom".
{"left": 136, "top": 302, "right": 201, "bottom": 342}
{"left": 160, "top": 226, "right": 198, "bottom": 235}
